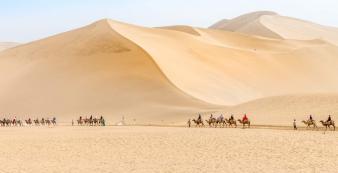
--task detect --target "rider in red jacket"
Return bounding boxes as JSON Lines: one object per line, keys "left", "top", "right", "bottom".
{"left": 242, "top": 114, "right": 248, "bottom": 122}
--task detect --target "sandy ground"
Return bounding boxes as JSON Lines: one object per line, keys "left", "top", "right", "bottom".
{"left": 0, "top": 126, "right": 337, "bottom": 173}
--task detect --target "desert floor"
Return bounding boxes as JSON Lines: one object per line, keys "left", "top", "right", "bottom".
{"left": 0, "top": 126, "right": 337, "bottom": 173}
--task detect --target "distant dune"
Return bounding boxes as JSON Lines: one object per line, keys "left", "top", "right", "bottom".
{"left": 1, "top": 12, "right": 338, "bottom": 125}
{"left": 210, "top": 11, "right": 338, "bottom": 46}
{"left": 0, "top": 42, "right": 19, "bottom": 52}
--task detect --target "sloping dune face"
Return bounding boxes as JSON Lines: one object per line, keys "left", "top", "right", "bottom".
{"left": 0, "top": 20, "right": 216, "bottom": 123}
{"left": 0, "top": 42, "right": 19, "bottom": 52}
{"left": 109, "top": 20, "right": 338, "bottom": 105}
{"left": 220, "top": 94, "right": 338, "bottom": 125}
{"left": 260, "top": 15, "right": 338, "bottom": 46}
{"left": 209, "top": 11, "right": 282, "bottom": 38}
{"left": 210, "top": 11, "right": 338, "bottom": 46}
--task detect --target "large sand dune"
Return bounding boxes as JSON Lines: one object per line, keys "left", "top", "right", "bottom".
{"left": 1, "top": 14, "right": 338, "bottom": 125}
{"left": 0, "top": 20, "right": 219, "bottom": 124}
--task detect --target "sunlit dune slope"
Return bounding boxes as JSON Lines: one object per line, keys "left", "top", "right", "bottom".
{"left": 210, "top": 11, "right": 338, "bottom": 45}
{"left": 110, "top": 20, "right": 338, "bottom": 105}
{"left": 0, "top": 20, "right": 219, "bottom": 123}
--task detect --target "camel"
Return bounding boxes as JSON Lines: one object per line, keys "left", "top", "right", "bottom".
{"left": 215, "top": 117, "right": 226, "bottom": 128}
{"left": 34, "top": 119, "right": 40, "bottom": 126}
{"left": 227, "top": 119, "right": 237, "bottom": 128}
{"left": 238, "top": 119, "right": 250, "bottom": 128}
{"left": 40, "top": 118, "right": 45, "bottom": 126}
{"left": 77, "top": 119, "right": 83, "bottom": 125}
{"left": 192, "top": 119, "right": 204, "bottom": 127}
{"left": 206, "top": 118, "right": 217, "bottom": 127}
{"left": 16, "top": 120, "right": 23, "bottom": 126}
{"left": 25, "top": 119, "right": 32, "bottom": 126}
{"left": 45, "top": 119, "right": 51, "bottom": 126}
{"left": 51, "top": 117, "right": 57, "bottom": 126}
{"left": 320, "top": 120, "right": 335, "bottom": 131}
{"left": 302, "top": 120, "right": 317, "bottom": 129}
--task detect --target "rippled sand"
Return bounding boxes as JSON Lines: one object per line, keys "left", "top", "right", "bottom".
{"left": 0, "top": 126, "right": 337, "bottom": 173}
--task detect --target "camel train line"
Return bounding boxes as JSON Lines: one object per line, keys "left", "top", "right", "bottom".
{"left": 75, "top": 115, "right": 106, "bottom": 126}
{"left": 188, "top": 114, "right": 250, "bottom": 129}
{"left": 301, "top": 115, "right": 335, "bottom": 131}
{"left": 188, "top": 114, "right": 336, "bottom": 131}
{"left": 0, "top": 117, "right": 57, "bottom": 127}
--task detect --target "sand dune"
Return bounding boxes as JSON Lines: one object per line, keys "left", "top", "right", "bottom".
{"left": 210, "top": 11, "right": 338, "bottom": 46}
{"left": 0, "top": 20, "right": 219, "bottom": 124}
{"left": 110, "top": 20, "right": 338, "bottom": 106}
{"left": 0, "top": 42, "right": 19, "bottom": 52}
{"left": 209, "top": 11, "right": 282, "bottom": 38}
{"left": 1, "top": 15, "right": 338, "bottom": 125}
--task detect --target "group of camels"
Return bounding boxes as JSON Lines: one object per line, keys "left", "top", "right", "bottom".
{"left": 191, "top": 115, "right": 250, "bottom": 128}
{"left": 0, "top": 117, "right": 57, "bottom": 127}
{"left": 302, "top": 119, "right": 335, "bottom": 131}
{"left": 76, "top": 116, "right": 105, "bottom": 126}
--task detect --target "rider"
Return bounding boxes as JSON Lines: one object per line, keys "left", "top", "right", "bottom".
{"left": 327, "top": 115, "right": 332, "bottom": 123}
{"left": 242, "top": 114, "right": 248, "bottom": 122}
{"left": 219, "top": 114, "right": 224, "bottom": 121}
{"left": 210, "top": 114, "right": 214, "bottom": 119}
{"left": 230, "top": 114, "right": 234, "bottom": 121}
{"left": 309, "top": 115, "right": 313, "bottom": 122}
{"left": 198, "top": 114, "right": 202, "bottom": 121}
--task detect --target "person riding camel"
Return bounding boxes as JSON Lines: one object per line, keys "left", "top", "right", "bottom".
{"left": 198, "top": 114, "right": 202, "bottom": 121}
{"left": 219, "top": 114, "right": 224, "bottom": 121}
{"left": 242, "top": 114, "right": 248, "bottom": 122}
{"left": 327, "top": 115, "right": 332, "bottom": 123}
{"left": 230, "top": 114, "right": 234, "bottom": 121}
{"left": 309, "top": 115, "right": 313, "bottom": 123}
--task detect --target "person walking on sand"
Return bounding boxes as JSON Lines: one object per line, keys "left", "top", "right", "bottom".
{"left": 187, "top": 119, "right": 191, "bottom": 128}
{"left": 293, "top": 119, "right": 297, "bottom": 130}
{"left": 72, "top": 119, "right": 74, "bottom": 126}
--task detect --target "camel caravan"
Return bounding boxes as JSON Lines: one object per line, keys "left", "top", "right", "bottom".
{"left": 188, "top": 113, "right": 250, "bottom": 129}
{"left": 188, "top": 113, "right": 336, "bottom": 131}
{"left": 0, "top": 117, "right": 56, "bottom": 127}
{"left": 76, "top": 115, "right": 105, "bottom": 126}
{"left": 300, "top": 115, "right": 335, "bottom": 131}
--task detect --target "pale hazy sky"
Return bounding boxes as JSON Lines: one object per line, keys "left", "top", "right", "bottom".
{"left": 1, "top": 0, "right": 338, "bottom": 42}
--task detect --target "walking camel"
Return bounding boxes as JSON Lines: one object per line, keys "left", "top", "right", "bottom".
{"left": 302, "top": 120, "right": 317, "bottom": 129}
{"left": 192, "top": 119, "right": 204, "bottom": 127}
{"left": 238, "top": 119, "right": 250, "bottom": 128}
{"left": 320, "top": 120, "right": 335, "bottom": 131}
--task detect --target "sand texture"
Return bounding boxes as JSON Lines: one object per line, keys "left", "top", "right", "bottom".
{"left": 0, "top": 126, "right": 337, "bottom": 173}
